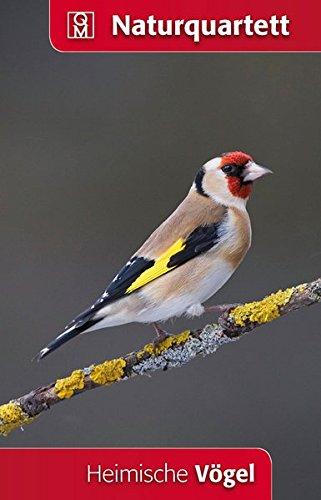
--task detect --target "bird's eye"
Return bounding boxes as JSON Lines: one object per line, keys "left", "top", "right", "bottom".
{"left": 221, "top": 164, "right": 238, "bottom": 175}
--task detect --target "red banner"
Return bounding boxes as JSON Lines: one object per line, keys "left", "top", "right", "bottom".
{"left": 49, "top": 0, "right": 321, "bottom": 52}
{"left": 0, "top": 448, "right": 271, "bottom": 499}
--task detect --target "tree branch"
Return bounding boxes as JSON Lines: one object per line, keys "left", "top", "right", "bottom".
{"left": 1, "top": 278, "right": 320, "bottom": 437}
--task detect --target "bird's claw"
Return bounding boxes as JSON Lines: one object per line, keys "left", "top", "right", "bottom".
{"left": 152, "top": 323, "right": 170, "bottom": 348}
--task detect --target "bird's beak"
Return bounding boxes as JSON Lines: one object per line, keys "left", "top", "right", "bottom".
{"left": 242, "top": 161, "right": 273, "bottom": 182}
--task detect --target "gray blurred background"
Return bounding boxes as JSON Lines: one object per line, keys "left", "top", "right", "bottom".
{"left": 0, "top": 2, "right": 320, "bottom": 498}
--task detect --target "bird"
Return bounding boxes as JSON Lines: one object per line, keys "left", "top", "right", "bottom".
{"left": 36, "top": 150, "right": 272, "bottom": 360}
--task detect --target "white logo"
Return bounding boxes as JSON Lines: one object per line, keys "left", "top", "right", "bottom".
{"left": 67, "top": 12, "right": 95, "bottom": 39}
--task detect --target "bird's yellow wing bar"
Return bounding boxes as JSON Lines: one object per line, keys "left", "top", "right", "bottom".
{"left": 126, "top": 238, "right": 186, "bottom": 293}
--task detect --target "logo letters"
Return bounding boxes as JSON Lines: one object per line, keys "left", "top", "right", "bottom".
{"left": 67, "top": 12, "right": 95, "bottom": 39}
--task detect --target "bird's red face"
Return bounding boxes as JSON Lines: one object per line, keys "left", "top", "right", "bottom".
{"left": 219, "top": 151, "right": 272, "bottom": 199}
{"left": 197, "top": 150, "right": 272, "bottom": 208}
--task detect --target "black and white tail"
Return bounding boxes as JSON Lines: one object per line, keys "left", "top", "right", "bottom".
{"left": 34, "top": 311, "right": 101, "bottom": 361}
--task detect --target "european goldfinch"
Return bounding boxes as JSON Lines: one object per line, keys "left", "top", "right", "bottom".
{"left": 36, "top": 151, "right": 271, "bottom": 360}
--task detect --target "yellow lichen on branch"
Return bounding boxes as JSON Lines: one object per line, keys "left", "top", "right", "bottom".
{"left": 137, "top": 329, "right": 191, "bottom": 357}
{"left": 90, "top": 357, "right": 126, "bottom": 385}
{"left": 54, "top": 369, "right": 85, "bottom": 399}
{"left": 0, "top": 402, "right": 34, "bottom": 436}
{"left": 230, "top": 287, "right": 297, "bottom": 326}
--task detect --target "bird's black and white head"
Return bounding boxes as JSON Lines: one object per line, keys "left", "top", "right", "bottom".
{"left": 193, "top": 151, "right": 272, "bottom": 208}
